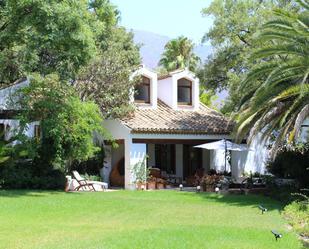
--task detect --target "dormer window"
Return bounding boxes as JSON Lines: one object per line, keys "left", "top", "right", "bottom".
{"left": 177, "top": 78, "right": 192, "bottom": 105}
{"left": 135, "top": 76, "right": 150, "bottom": 104}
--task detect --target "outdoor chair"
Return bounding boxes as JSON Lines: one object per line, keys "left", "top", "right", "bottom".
{"left": 72, "top": 171, "right": 108, "bottom": 191}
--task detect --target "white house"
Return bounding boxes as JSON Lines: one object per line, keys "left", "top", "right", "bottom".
{"left": 4, "top": 67, "right": 301, "bottom": 189}
{"left": 101, "top": 66, "right": 269, "bottom": 189}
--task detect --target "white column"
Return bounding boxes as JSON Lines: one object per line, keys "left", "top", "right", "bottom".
{"left": 101, "top": 145, "right": 112, "bottom": 184}
{"left": 124, "top": 138, "right": 133, "bottom": 189}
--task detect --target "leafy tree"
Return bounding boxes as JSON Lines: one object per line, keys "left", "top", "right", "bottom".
{"left": 199, "top": 0, "right": 297, "bottom": 114}
{"left": 14, "top": 74, "right": 111, "bottom": 172}
{"left": 75, "top": 27, "right": 141, "bottom": 118}
{"left": 235, "top": 1, "right": 309, "bottom": 152}
{"left": 159, "top": 36, "right": 200, "bottom": 72}
{"left": 200, "top": 88, "right": 218, "bottom": 109}
{"left": 0, "top": 0, "right": 118, "bottom": 86}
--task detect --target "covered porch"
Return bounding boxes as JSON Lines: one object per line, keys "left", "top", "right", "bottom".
{"left": 103, "top": 133, "right": 233, "bottom": 189}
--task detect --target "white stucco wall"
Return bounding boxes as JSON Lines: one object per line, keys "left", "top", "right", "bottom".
{"left": 210, "top": 149, "right": 231, "bottom": 172}
{"left": 172, "top": 70, "right": 200, "bottom": 111}
{"left": 157, "top": 69, "right": 200, "bottom": 111}
{"left": 300, "top": 117, "right": 309, "bottom": 142}
{"left": 226, "top": 134, "right": 269, "bottom": 181}
{"left": 157, "top": 77, "right": 174, "bottom": 107}
{"left": 0, "top": 80, "right": 28, "bottom": 110}
{"left": 102, "top": 119, "right": 131, "bottom": 140}
{"left": 209, "top": 135, "right": 269, "bottom": 180}
{"left": 241, "top": 134, "right": 269, "bottom": 174}
{"left": 0, "top": 119, "right": 39, "bottom": 140}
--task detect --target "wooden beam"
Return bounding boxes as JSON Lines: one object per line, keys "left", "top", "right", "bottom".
{"left": 132, "top": 139, "right": 218, "bottom": 145}
{"left": 0, "top": 110, "right": 18, "bottom": 119}
{"left": 132, "top": 138, "right": 247, "bottom": 145}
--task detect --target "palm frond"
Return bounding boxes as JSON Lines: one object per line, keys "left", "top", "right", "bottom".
{"left": 296, "top": 0, "right": 309, "bottom": 11}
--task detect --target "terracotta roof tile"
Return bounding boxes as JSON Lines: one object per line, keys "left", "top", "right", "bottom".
{"left": 120, "top": 100, "right": 234, "bottom": 135}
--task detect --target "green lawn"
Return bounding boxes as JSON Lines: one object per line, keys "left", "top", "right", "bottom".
{"left": 0, "top": 190, "right": 304, "bottom": 249}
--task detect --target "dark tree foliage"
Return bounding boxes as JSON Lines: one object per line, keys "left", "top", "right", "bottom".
{"left": 0, "top": 0, "right": 119, "bottom": 85}
{"left": 267, "top": 144, "right": 309, "bottom": 188}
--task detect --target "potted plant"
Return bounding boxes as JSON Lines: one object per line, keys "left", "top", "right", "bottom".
{"left": 131, "top": 155, "right": 149, "bottom": 190}
{"left": 201, "top": 174, "right": 224, "bottom": 192}
{"left": 156, "top": 178, "right": 166, "bottom": 189}
{"left": 147, "top": 176, "right": 157, "bottom": 190}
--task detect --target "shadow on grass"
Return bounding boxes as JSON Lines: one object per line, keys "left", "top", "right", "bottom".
{"left": 180, "top": 191, "right": 284, "bottom": 212}
{"left": 0, "top": 189, "right": 81, "bottom": 198}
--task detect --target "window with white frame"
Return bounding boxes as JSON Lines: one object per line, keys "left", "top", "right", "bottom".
{"left": 177, "top": 78, "right": 192, "bottom": 105}
{"left": 134, "top": 76, "right": 151, "bottom": 103}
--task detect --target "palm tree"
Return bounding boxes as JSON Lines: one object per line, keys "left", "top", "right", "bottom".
{"left": 159, "top": 36, "right": 200, "bottom": 72}
{"left": 235, "top": 0, "right": 309, "bottom": 153}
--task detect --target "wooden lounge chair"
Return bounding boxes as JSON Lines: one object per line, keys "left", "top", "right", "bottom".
{"left": 72, "top": 171, "right": 108, "bottom": 191}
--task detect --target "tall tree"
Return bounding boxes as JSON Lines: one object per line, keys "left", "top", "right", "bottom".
{"left": 198, "top": 0, "right": 297, "bottom": 114}
{"left": 13, "top": 73, "right": 111, "bottom": 171}
{"left": 0, "top": 0, "right": 118, "bottom": 86}
{"left": 159, "top": 36, "right": 200, "bottom": 72}
{"left": 235, "top": 0, "right": 309, "bottom": 152}
{"left": 75, "top": 27, "right": 141, "bottom": 118}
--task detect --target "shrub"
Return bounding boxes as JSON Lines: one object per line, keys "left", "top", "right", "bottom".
{"left": 70, "top": 146, "right": 105, "bottom": 176}
{"left": 0, "top": 160, "right": 66, "bottom": 190}
{"left": 283, "top": 200, "right": 309, "bottom": 237}
{"left": 266, "top": 146, "right": 309, "bottom": 188}
{"left": 0, "top": 144, "right": 66, "bottom": 190}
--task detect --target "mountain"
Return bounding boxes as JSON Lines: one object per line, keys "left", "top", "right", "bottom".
{"left": 132, "top": 30, "right": 212, "bottom": 69}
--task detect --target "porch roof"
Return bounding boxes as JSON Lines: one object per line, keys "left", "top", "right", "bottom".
{"left": 120, "top": 100, "right": 234, "bottom": 135}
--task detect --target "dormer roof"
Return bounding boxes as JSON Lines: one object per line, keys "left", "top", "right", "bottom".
{"left": 158, "top": 68, "right": 196, "bottom": 80}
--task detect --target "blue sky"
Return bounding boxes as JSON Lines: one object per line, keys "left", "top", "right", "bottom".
{"left": 111, "top": 0, "right": 213, "bottom": 44}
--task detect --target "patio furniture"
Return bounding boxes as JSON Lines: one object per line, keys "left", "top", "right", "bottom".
{"left": 72, "top": 171, "right": 108, "bottom": 191}
{"left": 166, "top": 176, "right": 182, "bottom": 185}
{"left": 148, "top": 168, "right": 167, "bottom": 189}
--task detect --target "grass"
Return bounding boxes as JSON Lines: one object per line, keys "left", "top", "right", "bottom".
{"left": 0, "top": 190, "right": 304, "bottom": 249}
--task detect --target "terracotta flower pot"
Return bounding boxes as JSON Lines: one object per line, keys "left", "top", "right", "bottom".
{"left": 147, "top": 181, "right": 156, "bottom": 190}
{"left": 136, "top": 182, "right": 146, "bottom": 190}
{"left": 157, "top": 182, "right": 165, "bottom": 189}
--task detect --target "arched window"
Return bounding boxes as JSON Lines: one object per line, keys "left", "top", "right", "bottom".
{"left": 135, "top": 76, "right": 150, "bottom": 103}
{"left": 177, "top": 78, "right": 192, "bottom": 105}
